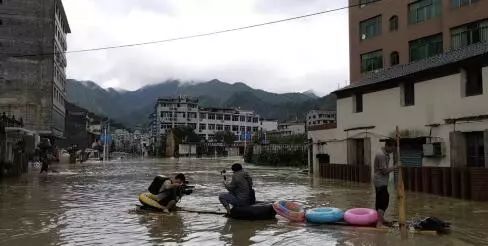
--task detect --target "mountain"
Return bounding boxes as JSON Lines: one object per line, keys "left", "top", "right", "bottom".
{"left": 66, "top": 79, "right": 335, "bottom": 127}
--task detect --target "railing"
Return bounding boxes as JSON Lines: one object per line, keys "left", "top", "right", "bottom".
{"left": 0, "top": 113, "right": 24, "bottom": 128}
{"left": 319, "top": 163, "right": 371, "bottom": 183}
{"left": 401, "top": 166, "right": 488, "bottom": 201}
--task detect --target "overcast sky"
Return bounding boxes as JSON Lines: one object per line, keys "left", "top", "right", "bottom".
{"left": 63, "top": 0, "right": 349, "bottom": 96}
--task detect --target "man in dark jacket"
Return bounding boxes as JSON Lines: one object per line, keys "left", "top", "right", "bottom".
{"left": 219, "top": 163, "right": 254, "bottom": 214}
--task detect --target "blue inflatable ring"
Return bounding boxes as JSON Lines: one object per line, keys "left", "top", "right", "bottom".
{"left": 306, "top": 207, "right": 344, "bottom": 224}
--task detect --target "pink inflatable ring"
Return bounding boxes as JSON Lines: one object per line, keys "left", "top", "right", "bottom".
{"left": 344, "top": 208, "right": 378, "bottom": 226}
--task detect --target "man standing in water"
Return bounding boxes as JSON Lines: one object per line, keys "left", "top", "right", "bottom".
{"left": 219, "top": 163, "right": 255, "bottom": 215}
{"left": 374, "top": 140, "right": 397, "bottom": 228}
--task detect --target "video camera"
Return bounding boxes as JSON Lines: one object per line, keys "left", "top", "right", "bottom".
{"left": 180, "top": 181, "right": 194, "bottom": 195}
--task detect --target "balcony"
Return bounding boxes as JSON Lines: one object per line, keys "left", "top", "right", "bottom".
{"left": 451, "top": 25, "right": 488, "bottom": 50}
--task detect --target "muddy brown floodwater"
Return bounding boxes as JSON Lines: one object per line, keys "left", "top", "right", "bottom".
{"left": 1, "top": 158, "right": 488, "bottom": 246}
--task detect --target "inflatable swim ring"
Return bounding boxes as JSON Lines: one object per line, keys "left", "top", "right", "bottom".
{"left": 139, "top": 192, "right": 165, "bottom": 210}
{"left": 272, "top": 201, "right": 305, "bottom": 222}
{"left": 344, "top": 208, "right": 378, "bottom": 226}
{"left": 306, "top": 207, "right": 344, "bottom": 224}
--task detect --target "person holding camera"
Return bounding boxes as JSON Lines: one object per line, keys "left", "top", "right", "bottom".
{"left": 154, "top": 173, "right": 187, "bottom": 213}
{"left": 219, "top": 163, "right": 255, "bottom": 215}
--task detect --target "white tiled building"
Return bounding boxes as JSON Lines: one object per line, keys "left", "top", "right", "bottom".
{"left": 308, "top": 43, "right": 488, "bottom": 177}
{"left": 306, "top": 110, "right": 336, "bottom": 128}
{"left": 268, "top": 122, "right": 306, "bottom": 137}
{"left": 154, "top": 97, "right": 262, "bottom": 141}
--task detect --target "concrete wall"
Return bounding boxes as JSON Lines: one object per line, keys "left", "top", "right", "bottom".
{"left": 0, "top": 0, "right": 69, "bottom": 138}
{"left": 309, "top": 66, "right": 488, "bottom": 176}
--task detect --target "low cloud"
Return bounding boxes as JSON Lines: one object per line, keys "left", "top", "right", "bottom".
{"left": 63, "top": 0, "right": 349, "bottom": 96}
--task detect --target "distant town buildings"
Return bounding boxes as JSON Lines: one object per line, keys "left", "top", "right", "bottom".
{"left": 349, "top": 0, "right": 488, "bottom": 83}
{"left": 260, "top": 120, "right": 279, "bottom": 132}
{"left": 154, "top": 97, "right": 262, "bottom": 141}
{"left": 306, "top": 110, "right": 336, "bottom": 129}
{"left": 0, "top": 0, "right": 70, "bottom": 138}
{"left": 268, "top": 122, "right": 306, "bottom": 138}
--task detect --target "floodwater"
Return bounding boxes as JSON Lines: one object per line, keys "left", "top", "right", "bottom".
{"left": 1, "top": 158, "right": 488, "bottom": 246}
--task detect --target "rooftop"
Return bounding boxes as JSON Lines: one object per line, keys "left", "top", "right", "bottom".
{"left": 335, "top": 42, "right": 488, "bottom": 96}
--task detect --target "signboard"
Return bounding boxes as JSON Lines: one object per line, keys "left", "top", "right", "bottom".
{"left": 100, "top": 134, "right": 112, "bottom": 144}
{"left": 241, "top": 132, "right": 252, "bottom": 141}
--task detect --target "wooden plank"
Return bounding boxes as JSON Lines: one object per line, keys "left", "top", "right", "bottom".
{"left": 396, "top": 126, "right": 407, "bottom": 239}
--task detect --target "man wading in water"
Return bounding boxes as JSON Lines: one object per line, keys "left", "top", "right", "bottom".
{"left": 374, "top": 140, "right": 397, "bottom": 228}
{"left": 219, "top": 163, "right": 255, "bottom": 215}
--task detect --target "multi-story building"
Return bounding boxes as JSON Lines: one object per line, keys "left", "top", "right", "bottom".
{"left": 0, "top": 0, "right": 70, "bottom": 138}
{"left": 349, "top": 0, "right": 488, "bottom": 83}
{"left": 268, "top": 122, "right": 306, "bottom": 138}
{"left": 154, "top": 97, "right": 262, "bottom": 141}
{"left": 306, "top": 110, "right": 336, "bottom": 128}
{"left": 155, "top": 97, "right": 199, "bottom": 135}
{"left": 199, "top": 107, "right": 261, "bottom": 141}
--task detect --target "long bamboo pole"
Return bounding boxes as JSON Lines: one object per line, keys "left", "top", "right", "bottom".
{"left": 396, "top": 126, "right": 407, "bottom": 239}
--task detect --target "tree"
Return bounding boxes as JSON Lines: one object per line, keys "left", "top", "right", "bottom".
{"left": 214, "top": 130, "right": 236, "bottom": 146}
{"left": 173, "top": 127, "right": 201, "bottom": 143}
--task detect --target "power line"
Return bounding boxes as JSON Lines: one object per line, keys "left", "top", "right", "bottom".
{"left": 9, "top": 0, "right": 381, "bottom": 58}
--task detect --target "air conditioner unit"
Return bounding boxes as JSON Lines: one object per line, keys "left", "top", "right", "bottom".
{"left": 423, "top": 142, "right": 444, "bottom": 157}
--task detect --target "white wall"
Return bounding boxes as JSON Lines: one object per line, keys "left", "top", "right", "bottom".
{"left": 261, "top": 120, "right": 278, "bottom": 131}
{"left": 309, "top": 66, "right": 488, "bottom": 173}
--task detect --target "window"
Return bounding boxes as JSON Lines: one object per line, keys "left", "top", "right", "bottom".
{"left": 451, "top": 20, "right": 488, "bottom": 50}
{"left": 232, "top": 115, "right": 239, "bottom": 121}
{"left": 361, "top": 50, "right": 383, "bottom": 73}
{"left": 200, "top": 113, "right": 207, "bottom": 119}
{"left": 253, "top": 127, "right": 258, "bottom": 132}
{"left": 224, "top": 114, "right": 231, "bottom": 121}
{"left": 216, "top": 114, "right": 223, "bottom": 120}
{"left": 246, "top": 126, "right": 252, "bottom": 132}
{"left": 160, "top": 111, "right": 164, "bottom": 117}
{"left": 208, "top": 114, "right": 215, "bottom": 120}
{"left": 465, "top": 132, "right": 485, "bottom": 167}
{"left": 408, "top": 0, "right": 442, "bottom": 24}
{"left": 389, "top": 15, "right": 399, "bottom": 31}
{"left": 199, "top": 124, "right": 207, "bottom": 131}
{"left": 216, "top": 124, "right": 223, "bottom": 131}
{"left": 224, "top": 125, "right": 231, "bottom": 131}
{"left": 253, "top": 117, "right": 258, "bottom": 123}
{"left": 360, "top": 0, "right": 378, "bottom": 7}
{"left": 463, "top": 65, "right": 483, "bottom": 97}
{"left": 451, "top": 0, "right": 479, "bottom": 8}
{"left": 232, "top": 125, "right": 239, "bottom": 132}
{"left": 409, "top": 34, "right": 442, "bottom": 62}
{"left": 209, "top": 124, "right": 216, "bottom": 130}
{"left": 354, "top": 93, "right": 363, "bottom": 113}
{"left": 390, "top": 51, "right": 400, "bottom": 66}
{"left": 360, "top": 15, "right": 382, "bottom": 40}
{"left": 247, "top": 117, "right": 252, "bottom": 122}
{"left": 240, "top": 116, "right": 245, "bottom": 121}
{"left": 402, "top": 83, "right": 415, "bottom": 106}
{"left": 240, "top": 126, "right": 246, "bottom": 132}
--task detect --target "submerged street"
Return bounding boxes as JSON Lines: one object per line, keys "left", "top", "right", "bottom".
{"left": 1, "top": 159, "right": 487, "bottom": 246}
